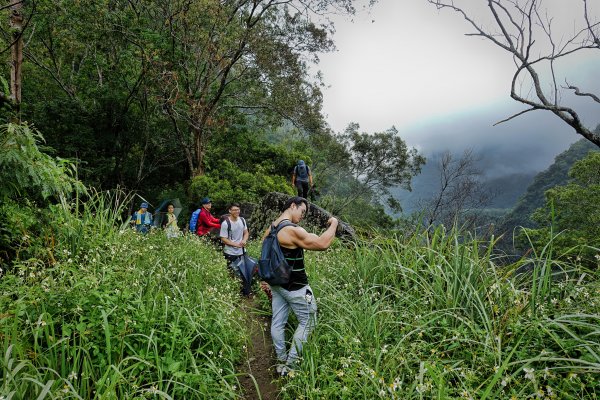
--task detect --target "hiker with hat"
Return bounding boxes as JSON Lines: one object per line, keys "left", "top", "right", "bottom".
{"left": 291, "top": 160, "right": 313, "bottom": 199}
{"left": 196, "top": 197, "right": 221, "bottom": 236}
{"left": 132, "top": 202, "right": 153, "bottom": 234}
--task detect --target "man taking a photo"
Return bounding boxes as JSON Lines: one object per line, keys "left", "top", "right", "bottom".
{"left": 261, "top": 196, "right": 338, "bottom": 376}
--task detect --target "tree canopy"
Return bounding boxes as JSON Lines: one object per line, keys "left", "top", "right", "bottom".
{"left": 522, "top": 151, "right": 600, "bottom": 265}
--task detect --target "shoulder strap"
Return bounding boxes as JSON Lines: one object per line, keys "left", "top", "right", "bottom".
{"left": 226, "top": 218, "right": 232, "bottom": 239}
{"left": 273, "top": 219, "right": 296, "bottom": 234}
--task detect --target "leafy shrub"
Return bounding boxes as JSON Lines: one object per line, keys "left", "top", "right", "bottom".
{"left": 0, "top": 122, "right": 86, "bottom": 271}
{"left": 1, "top": 220, "right": 248, "bottom": 398}
{"left": 189, "top": 160, "right": 293, "bottom": 207}
{"left": 0, "top": 198, "right": 54, "bottom": 272}
{"left": 520, "top": 152, "right": 600, "bottom": 266}
{"left": 0, "top": 122, "right": 85, "bottom": 201}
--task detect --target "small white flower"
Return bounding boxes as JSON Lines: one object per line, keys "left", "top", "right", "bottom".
{"left": 523, "top": 367, "right": 535, "bottom": 381}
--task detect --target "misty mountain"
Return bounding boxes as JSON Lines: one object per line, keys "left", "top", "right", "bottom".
{"left": 392, "top": 139, "right": 599, "bottom": 219}
{"left": 482, "top": 173, "right": 539, "bottom": 208}
{"left": 498, "top": 138, "right": 599, "bottom": 233}
{"left": 392, "top": 150, "right": 539, "bottom": 215}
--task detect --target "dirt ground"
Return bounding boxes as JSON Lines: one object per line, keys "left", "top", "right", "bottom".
{"left": 237, "top": 296, "right": 280, "bottom": 400}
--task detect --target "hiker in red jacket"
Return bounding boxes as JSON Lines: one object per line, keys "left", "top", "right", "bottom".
{"left": 196, "top": 197, "right": 221, "bottom": 236}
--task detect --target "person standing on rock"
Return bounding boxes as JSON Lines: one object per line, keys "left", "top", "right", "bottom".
{"left": 261, "top": 196, "right": 338, "bottom": 376}
{"left": 291, "top": 160, "right": 313, "bottom": 199}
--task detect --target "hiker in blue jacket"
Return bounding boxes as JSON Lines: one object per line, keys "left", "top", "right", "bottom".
{"left": 291, "top": 160, "right": 313, "bottom": 199}
{"left": 261, "top": 197, "right": 338, "bottom": 376}
{"left": 132, "top": 202, "right": 152, "bottom": 234}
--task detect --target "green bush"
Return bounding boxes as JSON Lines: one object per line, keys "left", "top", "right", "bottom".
{"left": 1, "top": 217, "right": 248, "bottom": 399}
{"left": 0, "top": 122, "right": 86, "bottom": 271}
{"left": 520, "top": 152, "right": 600, "bottom": 266}
{"left": 0, "top": 198, "right": 54, "bottom": 271}
{"left": 0, "top": 122, "right": 85, "bottom": 201}
{"left": 189, "top": 160, "right": 293, "bottom": 207}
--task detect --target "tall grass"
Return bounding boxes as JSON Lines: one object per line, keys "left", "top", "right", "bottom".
{"left": 281, "top": 225, "right": 600, "bottom": 399}
{"left": 3, "top": 191, "right": 599, "bottom": 398}
{"left": 0, "top": 192, "right": 250, "bottom": 399}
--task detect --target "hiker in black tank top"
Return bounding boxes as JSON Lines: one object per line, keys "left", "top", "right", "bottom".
{"left": 280, "top": 246, "right": 308, "bottom": 291}
{"left": 260, "top": 196, "right": 338, "bottom": 375}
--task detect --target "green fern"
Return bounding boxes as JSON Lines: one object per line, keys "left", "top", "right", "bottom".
{"left": 0, "top": 122, "right": 86, "bottom": 200}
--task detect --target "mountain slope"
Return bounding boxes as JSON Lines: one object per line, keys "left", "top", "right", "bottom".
{"left": 499, "top": 138, "right": 599, "bottom": 233}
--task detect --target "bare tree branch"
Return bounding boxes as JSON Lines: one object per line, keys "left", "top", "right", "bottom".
{"left": 567, "top": 84, "right": 600, "bottom": 104}
{"left": 428, "top": 0, "right": 600, "bottom": 148}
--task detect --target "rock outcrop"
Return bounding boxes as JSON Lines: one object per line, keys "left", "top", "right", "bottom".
{"left": 250, "top": 192, "right": 356, "bottom": 241}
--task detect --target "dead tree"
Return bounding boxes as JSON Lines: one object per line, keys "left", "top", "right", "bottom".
{"left": 428, "top": 0, "right": 600, "bottom": 147}
{"left": 422, "top": 149, "right": 492, "bottom": 229}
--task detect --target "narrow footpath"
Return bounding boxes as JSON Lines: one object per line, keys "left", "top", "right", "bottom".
{"left": 237, "top": 297, "right": 279, "bottom": 400}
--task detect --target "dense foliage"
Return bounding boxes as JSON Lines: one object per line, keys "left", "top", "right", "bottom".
{"left": 1, "top": 219, "right": 248, "bottom": 398}
{"left": 0, "top": 123, "right": 86, "bottom": 269}
{"left": 500, "top": 138, "right": 599, "bottom": 233}
{"left": 521, "top": 152, "right": 600, "bottom": 266}
{"left": 4, "top": 0, "right": 354, "bottom": 187}
{"left": 3, "top": 206, "right": 599, "bottom": 398}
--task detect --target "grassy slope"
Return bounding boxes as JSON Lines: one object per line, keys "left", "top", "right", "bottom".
{"left": 1, "top": 231, "right": 249, "bottom": 399}
{"left": 2, "top": 224, "right": 599, "bottom": 399}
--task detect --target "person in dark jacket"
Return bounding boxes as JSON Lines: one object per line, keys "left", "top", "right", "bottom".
{"left": 291, "top": 160, "right": 313, "bottom": 198}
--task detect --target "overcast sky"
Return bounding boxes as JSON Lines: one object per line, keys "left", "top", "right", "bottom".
{"left": 316, "top": 0, "right": 599, "bottom": 174}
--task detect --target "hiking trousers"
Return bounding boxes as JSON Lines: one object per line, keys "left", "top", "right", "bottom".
{"left": 295, "top": 181, "right": 310, "bottom": 198}
{"left": 270, "top": 285, "right": 317, "bottom": 367}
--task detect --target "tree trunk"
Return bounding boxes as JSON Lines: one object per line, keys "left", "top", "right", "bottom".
{"left": 9, "top": 0, "right": 24, "bottom": 110}
{"left": 192, "top": 125, "right": 206, "bottom": 177}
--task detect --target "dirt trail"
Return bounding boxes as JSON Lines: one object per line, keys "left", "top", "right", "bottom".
{"left": 237, "top": 296, "right": 279, "bottom": 400}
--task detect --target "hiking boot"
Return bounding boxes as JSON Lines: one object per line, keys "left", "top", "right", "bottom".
{"left": 277, "top": 365, "right": 295, "bottom": 377}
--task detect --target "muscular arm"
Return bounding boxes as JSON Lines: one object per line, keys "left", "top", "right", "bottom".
{"left": 278, "top": 220, "right": 338, "bottom": 251}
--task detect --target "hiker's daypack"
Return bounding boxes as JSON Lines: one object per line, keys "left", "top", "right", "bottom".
{"left": 258, "top": 220, "right": 296, "bottom": 285}
{"left": 295, "top": 162, "right": 309, "bottom": 181}
{"left": 189, "top": 208, "right": 202, "bottom": 234}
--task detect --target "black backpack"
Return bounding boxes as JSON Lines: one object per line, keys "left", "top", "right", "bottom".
{"left": 258, "top": 220, "right": 296, "bottom": 285}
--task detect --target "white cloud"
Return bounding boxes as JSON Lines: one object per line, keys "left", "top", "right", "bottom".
{"left": 317, "top": 0, "right": 599, "bottom": 155}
